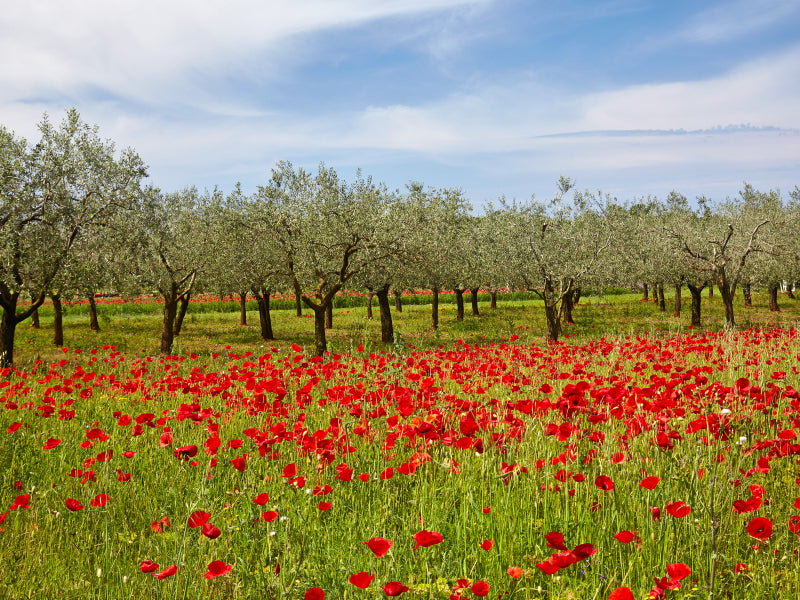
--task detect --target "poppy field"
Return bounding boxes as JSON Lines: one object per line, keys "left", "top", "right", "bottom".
{"left": 2, "top": 320, "right": 800, "bottom": 599}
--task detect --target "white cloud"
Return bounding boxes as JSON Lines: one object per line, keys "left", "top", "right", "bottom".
{"left": 677, "top": 0, "right": 800, "bottom": 44}
{"left": 0, "top": 0, "right": 492, "bottom": 109}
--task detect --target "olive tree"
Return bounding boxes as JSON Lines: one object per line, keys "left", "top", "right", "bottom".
{"left": 258, "top": 162, "right": 399, "bottom": 356}
{"left": 0, "top": 110, "right": 146, "bottom": 367}
{"left": 501, "top": 177, "right": 616, "bottom": 341}
{"left": 665, "top": 185, "right": 785, "bottom": 328}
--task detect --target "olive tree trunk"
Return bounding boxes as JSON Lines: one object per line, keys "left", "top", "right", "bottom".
{"left": 0, "top": 291, "right": 45, "bottom": 368}
{"left": 743, "top": 283, "right": 752, "bottom": 307}
{"left": 88, "top": 294, "right": 100, "bottom": 331}
{"left": 673, "top": 284, "right": 681, "bottom": 317}
{"left": 238, "top": 292, "right": 248, "bottom": 326}
{"left": 469, "top": 287, "right": 480, "bottom": 316}
{"left": 489, "top": 289, "right": 497, "bottom": 309}
{"left": 366, "top": 291, "right": 374, "bottom": 320}
{"left": 173, "top": 291, "right": 191, "bottom": 336}
{"left": 375, "top": 285, "right": 393, "bottom": 343}
{"left": 52, "top": 293, "right": 64, "bottom": 347}
{"left": 31, "top": 307, "right": 40, "bottom": 329}
{"left": 393, "top": 289, "right": 403, "bottom": 313}
{"left": 454, "top": 289, "right": 465, "bottom": 322}
{"left": 687, "top": 283, "right": 705, "bottom": 328}
{"left": 160, "top": 288, "right": 179, "bottom": 354}
{"left": 431, "top": 287, "right": 439, "bottom": 330}
{"left": 252, "top": 287, "right": 274, "bottom": 340}
{"left": 768, "top": 284, "right": 780, "bottom": 312}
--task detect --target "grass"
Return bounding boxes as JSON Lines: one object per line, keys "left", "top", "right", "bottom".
{"left": 2, "top": 290, "right": 800, "bottom": 599}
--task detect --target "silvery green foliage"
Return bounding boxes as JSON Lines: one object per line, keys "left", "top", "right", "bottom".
{"left": 664, "top": 183, "right": 790, "bottom": 326}
{"left": 0, "top": 109, "right": 146, "bottom": 364}
{"left": 498, "top": 177, "right": 617, "bottom": 340}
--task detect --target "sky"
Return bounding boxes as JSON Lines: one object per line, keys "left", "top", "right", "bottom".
{"left": 2, "top": 0, "right": 799, "bottom": 209}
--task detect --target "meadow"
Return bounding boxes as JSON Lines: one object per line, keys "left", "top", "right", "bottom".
{"left": 2, "top": 289, "right": 800, "bottom": 599}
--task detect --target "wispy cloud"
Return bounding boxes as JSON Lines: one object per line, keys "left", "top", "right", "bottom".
{"left": 677, "top": 0, "right": 800, "bottom": 44}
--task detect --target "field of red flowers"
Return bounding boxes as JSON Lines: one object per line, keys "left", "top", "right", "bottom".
{"left": 2, "top": 328, "right": 799, "bottom": 599}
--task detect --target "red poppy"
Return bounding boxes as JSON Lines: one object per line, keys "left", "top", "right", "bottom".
{"left": 304, "top": 588, "right": 325, "bottom": 600}
{"left": 471, "top": 580, "right": 490, "bottom": 597}
{"left": 201, "top": 522, "right": 222, "bottom": 539}
{"left": 65, "top": 498, "right": 84, "bottom": 512}
{"left": 572, "top": 543, "right": 596, "bottom": 559}
{"left": 666, "top": 563, "right": 691, "bottom": 580}
{"left": 204, "top": 560, "right": 232, "bottom": 579}
{"left": 747, "top": 516, "right": 773, "bottom": 541}
{"left": 507, "top": 566, "right": 523, "bottom": 578}
{"left": 174, "top": 445, "right": 197, "bottom": 460}
{"left": 413, "top": 530, "right": 443, "bottom": 550}
{"left": 140, "top": 560, "right": 159, "bottom": 573}
{"left": 90, "top": 493, "right": 109, "bottom": 507}
{"left": 188, "top": 510, "right": 211, "bottom": 528}
{"left": 230, "top": 456, "right": 247, "bottom": 472}
{"left": 380, "top": 467, "right": 394, "bottom": 480}
{"left": 639, "top": 476, "right": 660, "bottom": 490}
{"left": 10, "top": 494, "right": 30, "bottom": 510}
{"left": 317, "top": 502, "right": 332, "bottom": 511}
{"left": 253, "top": 493, "right": 270, "bottom": 505}
{"left": 734, "top": 563, "right": 748, "bottom": 573}
{"left": 364, "top": 537, "right": 393, "bottom": 558}
{"left": 788, "top": 516, "right": 800, "bottom": 534}
{"left": 348, "top": 572, "right": 375, "bottom": 588}
{"left": 544, "top": 531, "right": 569, "bottom": 551}
{"left": 613, "top": 530, "right": 636, "bottom": 544}
{"left": 382, "top": 582, "right": 409, "bottom": 596}
{"left": 665, "top": 501, "right": 691, "bottom": 518}
{"left": 595, "top": 475, "right": 615, "bottom": 491}
{"left": 479, "top": 540, "right": 494, "bottom": 551}
{"left": 153, "top": 565, "right": 178, "bottom": 580}
{"left": 281, "top": 463, "right": 298, "bottom": 478}
{"left": 608, "top": 587, "right": 635, "bottom": 600}
{"left": 261, "top": 510, "right": 278, "bottom": 522}
{"left": 482, "top": 506, "right": 491, "bottom": 514}
{"left": 43, "top": 438, "right": 62, "bottom": 450}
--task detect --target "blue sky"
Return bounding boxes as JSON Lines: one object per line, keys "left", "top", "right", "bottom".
{"left": 2, "top": 0, "right": 799, "bottom": 208}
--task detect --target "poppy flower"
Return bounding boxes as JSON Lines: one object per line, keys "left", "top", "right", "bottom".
{"left": 348, "top": 572, "right": 375, "bottom": 588}
{"left": 544, "top": 531, "right": 569, "bottom": 551}
{"left": 507, "top": 566, "right": 523, "bottom": 578}
{"left": 253, "top": 493, "right": 270, "bottom": 505}
{"left": 608, "top": 587, "right": 635, "bottom": 600}
{"left": 382, "top": 582, "right": 409, "bottom": 596}
{"left": 140, "top": 560, "right": 159, "bottom": 573}
{"left": 747, "top": 517, "right": 773, "bottom": 541}
{"left": 201, "top": 522, "right": 222, "bottom": 539}
{"left": 789, "top": 516, "right": 800, "bottom": 534}
{"left": 174, "top": 445, "right": 197, "bottom": 460}
{"left": 364, "top": 537, "right": 393, "bottom": 557}
{"left": 153, "top": 565, "right": 178, "bottom": 580}
{"left": 380, "top": 467, "right": 394, "bottom": 480}
{"left": 413, "top": 530, "right": 443, "bottom": 550}
{"left": 595, "top": 475, "right": 615, "bottom": 491}
{"left": 43, "top": 438, "right": 62, "bottom": 450}
{"left": 639, "top": 476, "right": 660, "bottom": 490}
{"left": 65, "top": 498, "right": 84, "bottom": 512}
{"left": 305, "top": 588, "right": 325, "bottom": 600}
{"left": 317, "top": 502, "right": 332, "bottom": 511}
{"left": 482, "top": 506, "right": 491, "bottom": 514}
{"left": 734, "top": 563, "right": 748, "bottom": 573}
{"left": 666, "top": 563, "right": 691, "bottom": 580}
{"left": 572, "top": 543, "right": 596, "bottom": 559}
{"left": 665, "top": 501, "right": 691, "bottom": 518}
{"left": 613, "top": 530, "right": 636, "bottom": 544}
{"left": 90, "top": 493, "right": 109, "bottom": 507}
{"left": 471, "top": 580, "right": 490, "bottom": 597}
{"left": 230, "top": 457, "right": 247, "bottom": 472}
{"left": 479, "top": 540, "right": 494, "bottom": 551}
{"left": 261, "top": 510, "right": 278, "bottom": 522}
{"left": 10, "top": 494, "right": 30, "bottom": 510}
{"left": 188, "top": 510, "right": 210, "bottom": 528}
{"left": 204, "top": 560, "right": 232, "bottom": 579}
